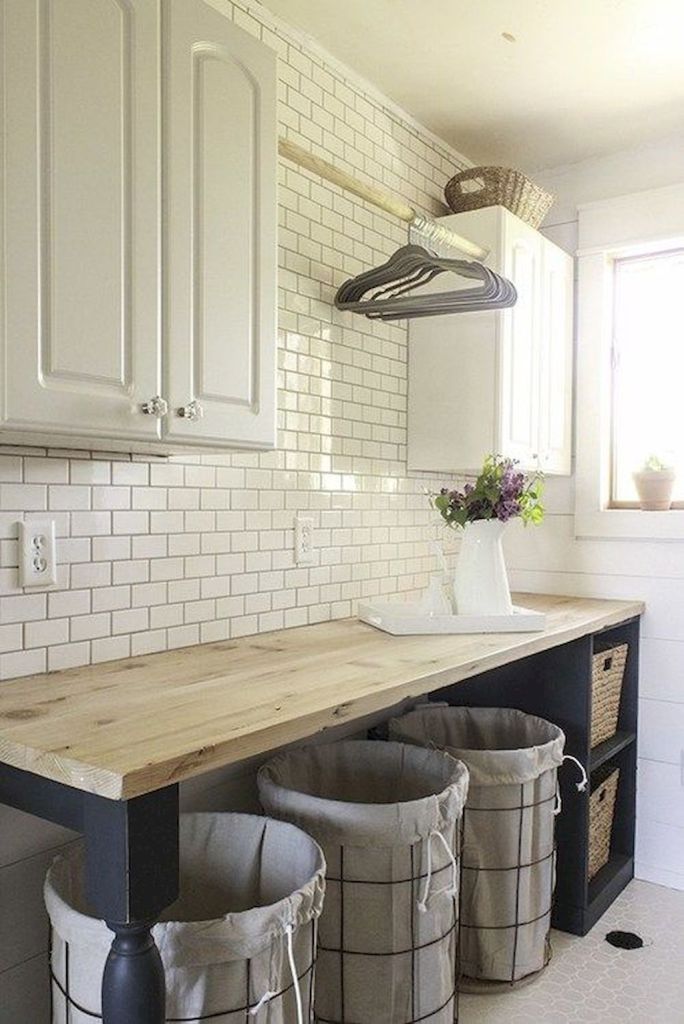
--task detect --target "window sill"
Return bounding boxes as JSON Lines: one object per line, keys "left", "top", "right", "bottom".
{"left": 575, "top": 508, "right": 684, "bottom": 540}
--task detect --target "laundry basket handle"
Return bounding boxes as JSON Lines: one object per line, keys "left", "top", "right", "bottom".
{"left": 249, "top": 923, "right": 304, "bottom": 1024}
{"left": 554, "top": 755, "right": 589, "bottom": 815}
{"left": 417, "top": 830, "right": 458, "bottom": 913}
{"left": 286, "top": 924, "right": 304, "bottom": 1024}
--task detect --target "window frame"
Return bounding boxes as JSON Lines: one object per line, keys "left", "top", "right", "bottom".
{"left": 608, "top": 246, "right": 684, "bottom": 510}
{"left": 575, "top": 183, "right": 684, "bottom": 540}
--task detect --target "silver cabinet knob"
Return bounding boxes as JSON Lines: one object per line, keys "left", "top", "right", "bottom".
{"left": 140, "top": 395, "right": 168, "bottom": 417}
{"left": 177, "top": 400, "right": 204, "bottom": 422}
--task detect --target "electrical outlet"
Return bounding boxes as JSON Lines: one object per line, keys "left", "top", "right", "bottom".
{"left": 19, "top": 520, "right": 57, "bottom": 588}
{"left": 294, "top": 515, "right": 314, "bottom": 565}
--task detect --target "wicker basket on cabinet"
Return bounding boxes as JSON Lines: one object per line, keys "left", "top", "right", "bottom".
{"left": 588, "top": 766, "right": 620, "bottom": 880}
{"left": 591, "top": 644, "right": 628, "bottom": 748}
{"left": 444, "top": 166, "right": 554, "bottom": 229}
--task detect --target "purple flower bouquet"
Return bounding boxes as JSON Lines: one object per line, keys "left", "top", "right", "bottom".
{"left": 432, "top": 455, "right": 544, "bottom": 529}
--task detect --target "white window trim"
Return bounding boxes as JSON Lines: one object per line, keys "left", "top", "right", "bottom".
{"left": 575, "top": 182, "right": 684, "bottom": 540}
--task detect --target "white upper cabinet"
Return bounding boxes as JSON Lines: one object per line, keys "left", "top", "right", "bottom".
{"left": 0, "top": 0, "right": 277, "bottom": 453}
{"left": 1, "top": 0, "right": 161, "bottom": 448}
{"left": 408, "top": 206, "right": 573, "bottom": 476}
{"left": 162, "top": 0, "right": 277, "bottom": 449}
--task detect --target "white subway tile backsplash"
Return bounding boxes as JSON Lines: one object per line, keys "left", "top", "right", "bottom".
{"left": 112, "top": 608, "right": 149, "bottom": 635}
{"left": 0, "top": 456, "right": 23, "bottom": 482}
{"left": 132, "top": 535, "right": 168, "bottom": 560}
{"left": 25, "top": 458, "right": 68, "bottom": 484}
{"left": 91, "top": 635, "right": 131, "bottom": 663}
{"left": 131, "top": 629, "right": 167, "bottom": 656}
{"left": 152, "top": 512, "right": 185, "bottom": 534}
{"left": 93, "top": 485, "right": 131, "bottom": 510}
{"left": 112, "top": 462, "right": 149, "bottom": 486}
{"left": 168, "top": 624, "right": 200, "bottom": 649}
{"left": 24, "top": 618, "right": 69, "bottom": 649}
{"left": 133, "top": 487, "right": 168, "bottom": 510}
{"left": 0, "top": 594, "right": 47, "bottom": 625}
{"left": 70, "top": 612, "right": 111, "bottom": 642}
{"left": 113, "top": 511, "right": 149, "bottom": 535}
{"left": 49, "top": 484, "right": 90, "bottom": 510}
{"left": 151, "top": 463, "right": 185, "bottom": 487}
{"left": 0, "top": 484, "right": 46, "bottom": 511}
{"left": 70, "top": 562, "right": 112, "bottom": 589}
{"left": 71, "top": 511, "right": 111, "bottom": 536}
{"left": 92, "top": 585, "right": 131, "bottom": 613}
{"left": 0, "top": 624, "right": 21, "bottom": 653}
{"left": 150, "top": 604, "right": 184, "bottom": 630}
{"left": 48, "top": 641, "right": 90, "bottom": 672}
{"left": 0, "top": 648, "right": 46, "bottom": 678}
{"left": 92, "top": 536, "right": 131, "bottom": 562}
{"left": 132, "top": 582, "right": 168, "bottom": 607}
{"left": 70, "top": 459, "right": 111, "bottom": 485}
{"left": 112, "top": 560, "right": 149, "bottom": 586}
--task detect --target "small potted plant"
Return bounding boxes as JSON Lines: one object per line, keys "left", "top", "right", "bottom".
{"left": 432, "top": 455, "right": 544, "bottom": 616}
{"left": 633, "top": 456, "right": 676, "bottom": 511}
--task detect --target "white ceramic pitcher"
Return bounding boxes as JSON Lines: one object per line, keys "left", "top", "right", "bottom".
{"left": 454, "top": 519, "right": 513, "bottom": 615}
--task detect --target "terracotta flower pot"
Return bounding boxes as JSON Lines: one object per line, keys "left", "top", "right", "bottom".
{"left": 632, "top": 469, "right": 676, "bottom": 511}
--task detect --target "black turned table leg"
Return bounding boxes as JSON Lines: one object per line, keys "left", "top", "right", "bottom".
{"left": 102, "top": 922, "right": 165, "bottom": 1023}
{"left": 84, "top": 785, "right": 180, "bottom": 1024}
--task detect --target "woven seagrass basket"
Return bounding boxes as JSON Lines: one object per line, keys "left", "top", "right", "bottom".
{"left": 591, "top": 644, "right": 628, "bottom": 748}
{"left": 588, "top": 766, "right": 620, "bottom": 880}
{"left": 444, "top": 166, "right": 554, "bottom": 229}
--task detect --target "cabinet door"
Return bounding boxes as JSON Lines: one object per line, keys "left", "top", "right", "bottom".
{"left": 498, "top": 219, "right": 541, "bottom": 469}
{"left": 538, "top": 243, "right": 573, "bottom": 474}
{"left": 162, "top": 0, "right": 277, "bottom": 449}
{"left": 0, "top": 0, "right": 161, "bottom": 443}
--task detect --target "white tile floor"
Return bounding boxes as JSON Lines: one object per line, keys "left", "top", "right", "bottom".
{"left": 459, "top": 880, "right": 684, "bottom": 1023}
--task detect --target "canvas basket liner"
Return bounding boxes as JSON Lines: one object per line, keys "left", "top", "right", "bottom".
{"left": 258, "top": 739, "right": 469, "bottom": 1024}
{"left": 45, "top": 812, "right": 326, "bottom": 1023}
{"left": 389, "top": 706, "right": 565, "bottom": 984}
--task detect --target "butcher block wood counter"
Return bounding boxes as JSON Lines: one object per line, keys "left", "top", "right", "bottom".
{"left": 0, "top": 592, "right": 643, "bottom": 801}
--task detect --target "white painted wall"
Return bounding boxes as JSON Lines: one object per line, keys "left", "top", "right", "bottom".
{"left": 505, "top": 133, "right": 684, "bottom": 894}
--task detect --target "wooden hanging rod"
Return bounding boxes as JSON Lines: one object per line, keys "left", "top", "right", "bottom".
{"left": 278, "top": 137, "right": 489, "bottom": 261}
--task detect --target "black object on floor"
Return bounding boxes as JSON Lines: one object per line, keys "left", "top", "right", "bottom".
{"left": 605, "top": 930, "right": 644, "bottom": 949}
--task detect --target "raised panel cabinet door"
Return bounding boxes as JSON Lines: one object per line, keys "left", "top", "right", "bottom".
{"left": 162, "top": 0, "right": 277, "bottom": 448}
{"left": 0, "top": 0, "right": 161, "bottom": 442}
{"left": 498, "top": 219, "right": 542, "bottom": 469}
{"left": 538, "top": 243, "right": 573, "bottom": 474}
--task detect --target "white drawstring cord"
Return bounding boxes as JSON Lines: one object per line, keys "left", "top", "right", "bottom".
{"left": 249, "top": 990, "right": 277, "bottom": 1016}
{"left": 249, "top": 923, "right": 304, "bottom": 1023}
{"left": 554, "top": 754, "right": 589, "bottom": 815}
{"left": 285, "top": 924, "right": 304, "bottom": 1024}
{"left": 417, "top": 830, "right": 458, "bottom": 913}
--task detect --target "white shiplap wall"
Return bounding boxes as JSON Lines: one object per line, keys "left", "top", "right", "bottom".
{"left": 0, "top": 1, "right": 468, "bottom": 1017}
{"left": 505, "top": 137, "right": 684, "bottom": 897}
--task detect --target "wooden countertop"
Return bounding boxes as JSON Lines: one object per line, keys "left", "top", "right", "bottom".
{"left": 0, "top": 593, "right": 643, "bottom": 800}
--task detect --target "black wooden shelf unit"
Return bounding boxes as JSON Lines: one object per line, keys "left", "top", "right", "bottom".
{"left": 430, "top": 613, "right": 640, "bottom": 937}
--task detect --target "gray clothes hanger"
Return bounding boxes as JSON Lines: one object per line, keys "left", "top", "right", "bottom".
{"left": 335, "top": 245, "right": 517, "bottom": 321}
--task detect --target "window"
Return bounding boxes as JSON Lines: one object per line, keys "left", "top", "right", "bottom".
{"left": 574, "top": 182, "right": 684, "bottom": 539}
{"left": 610, "top": 248, "right": 684, "bottom": 505}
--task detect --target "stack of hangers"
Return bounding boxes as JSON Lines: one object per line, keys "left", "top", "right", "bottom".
{"left": 334, "top": 244, "right": 517, "bottom": 321}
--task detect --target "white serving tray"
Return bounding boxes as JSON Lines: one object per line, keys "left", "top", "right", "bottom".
{"left": 358, "top": 601, "right": 546, "bottom": 635}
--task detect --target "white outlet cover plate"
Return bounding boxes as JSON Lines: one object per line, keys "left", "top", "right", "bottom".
{"left": 19, "top": 519, "right": 58, "bottom": 588}
{"left": 294, "top": 515, "right": 314, "bottom": 564}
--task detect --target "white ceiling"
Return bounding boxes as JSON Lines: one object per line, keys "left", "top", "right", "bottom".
{"left": 262, "top": 0, "right": 684, "bottom": 170}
